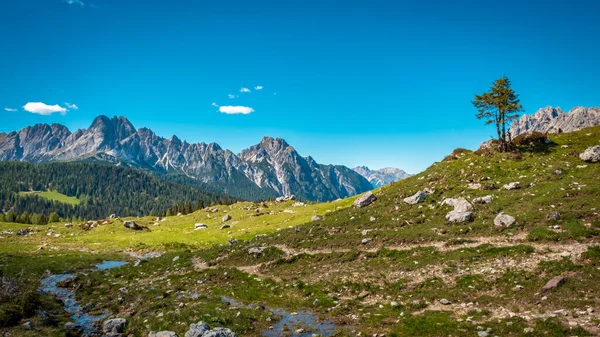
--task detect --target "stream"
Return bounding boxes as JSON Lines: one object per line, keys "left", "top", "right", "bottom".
{"left": 40, "top": 261, "right": 127, "bottom": 335}
{"left": 221, "top": 296, "right": 346, "bottom": 337}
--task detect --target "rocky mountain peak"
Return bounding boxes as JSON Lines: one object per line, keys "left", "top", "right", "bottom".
{"left": 353, "top": 166, "right": 411, "bottom": 188}
{"left": 509, "top": 106, "right": 600, "bottom": 138}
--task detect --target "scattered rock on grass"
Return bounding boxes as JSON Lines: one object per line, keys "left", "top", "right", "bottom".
{"left": 195, "top": 223, "right": 208, "bottom": 230}
{"left": 445, "top": 210, "right": 473, "bottom": 223}
{"left": 404, "top": 190, "right": 430, "bottom": 205}
{"left": 542, "top": 276, "right": 566, "bottom": 291}
{"left": 103, "top": 318, "right": 127, "bottom": 336}
{"left": 311, "top": 215, "right": 321, "bottom": 222}
{"left": 579, "top": 145, "right": 600, "bottom": 163}
{"left": 472, "top": 195, "right": 493, "bottom": 204}
{"left": 494, "top": 213, "right": 516, "bottom": 227}
{"left": 123, "top": 221, "right": 140, "bottom": 230}
{"left": 503, "top": 182, "right": 521, "bottom": 190}
{"left": 354, "top": 192, "right": 377, "bottom": 208}
{"left": 546, "top": 212, "right": 562, "bottom": 221}
{"left": 222, "top": 215, "right": 231, "bottom": 222}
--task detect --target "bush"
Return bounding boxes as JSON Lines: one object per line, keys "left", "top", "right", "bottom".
{"left": 443, "top": 148, "right": 472, "bottom": 162}
{"left": 512, "top": 131, "right": 549, "bottom": 146}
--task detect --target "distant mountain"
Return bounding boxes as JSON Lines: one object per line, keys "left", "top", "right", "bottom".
{"left": 0, "top": 115, "right": 373, "bottom": 202}
{"left": 509, "top": 106, "right": 600, "bottom": 138}
{"left": 353, "top": 166, "right": 411, "bottom": 188}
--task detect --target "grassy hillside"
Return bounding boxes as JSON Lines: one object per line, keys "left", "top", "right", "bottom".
{"left": 1, "top": 127, "right": 599, "bottom": 337}
{"left": 18, "top": 190, "right": 81, "bottom": 205}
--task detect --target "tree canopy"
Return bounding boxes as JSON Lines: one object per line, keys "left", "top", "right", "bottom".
{"left": 473, "top": 76, "right": 523, "bottom": 151}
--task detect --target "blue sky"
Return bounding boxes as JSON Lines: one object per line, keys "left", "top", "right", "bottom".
{"left": 1, "top": 0, "right": 599, "bottom": 173}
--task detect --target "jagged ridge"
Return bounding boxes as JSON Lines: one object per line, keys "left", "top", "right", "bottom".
{"left": 0, "top": 116, "right": 373, "bottom": 202}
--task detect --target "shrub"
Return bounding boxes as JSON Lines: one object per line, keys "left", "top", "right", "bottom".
{"left": 512, "top": 131, "right": 549, "bottom": 146}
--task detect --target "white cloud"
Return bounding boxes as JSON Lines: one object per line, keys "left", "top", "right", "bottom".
{"left": 211, "top": 102, "right": 219, "bottom": 107}
{"left": 23, "top": 102, "right": 68, "bottom": 115}
{"left": 228, "top": 94, "right": 237, "bottom": 99}
{"left": 4, "top": 108, "right": 17, "bottom": 112}
{"left": 239, "top": 87, "right": 251, "bottom": 93}
{"left": 254, "top": 85, "right": 264, "bottom": 90}
{"left": 219, "top": 106, "right": 254, "bottom": 115}
{"left": 65, "top": 102, "right": 79, "bottom": 110}
{"left": 66, "top": 0, "right": 84, "bottom": 7}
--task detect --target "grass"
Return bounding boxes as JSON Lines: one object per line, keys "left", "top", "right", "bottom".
{"left": 1, "top": 126, "right": 600, "bottom": 336}
{"left": 18, "top": 190, "right": 81, "bottom": 205}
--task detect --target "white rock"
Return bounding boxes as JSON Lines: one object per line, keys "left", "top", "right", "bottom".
{"left": 494, "top": 213, "right": 516, "bottom": 227}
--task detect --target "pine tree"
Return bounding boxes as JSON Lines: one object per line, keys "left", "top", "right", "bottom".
{"left": 472, "top": 76, "right": 523, "bottom": 151}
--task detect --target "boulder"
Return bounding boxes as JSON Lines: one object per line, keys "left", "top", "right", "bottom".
{"left": 311, "top": 215, "right": 321, "bottom": 222}
{"left": 220, "top": 224, "right": 231, "bottom": 230}
{"left": 579, "top": 145, "right": 600, "bottom": 163}
{"left": 472, "top": 195, "right": 493, "bottom": 204}
{"left": 225, "top": 238, "right": 238, "bottom": 245}
{"left": 194, "top": 223, "right": 208, "bottom": 230}
{"left": 439, "top": 298, "right": 452, "bottom": 305}
{"left": 103, "top": 318, "right": 128, "bottom": 336}
{"left": 109, "top": 214, "right": 116, "bottom": 219}
{"left": 361, "top": 238, "right": 372, "bottom": 244}
{"left": 542, "top": 276, "right": 566, "bottom": 291}
{"left": 445, "top": 210, "right": 473, "bottom": 223}
{"left": 353, "top": 192, "right": 377, "bottom": 208}
{"left": 503, "top": 182, "right": 521, "bottom": 190}
{"left": 441, "top": 197, "right": 473, "bottom": 212}
{"left": 17, "top": 229, "right": 28, "bottom": 236}
{"left": 184, "top": 321, "right": 210, "bottom": 337}
{"left": 149, "top": 332, "right": 178, "bottom": 337}
{"left": 123, "top": 221, "right": 140, "bottom": 230}
{"left": 403, "top": 190, "right": 428, "bottom": 205}
{"left": 222, "top": 215, "right": 231, "bottom": 222}
{"left": 494, "top": 213, "right": 516, "bottom": 227}
{"left": 64, "top": 322, "right": 83, "bottom": 337}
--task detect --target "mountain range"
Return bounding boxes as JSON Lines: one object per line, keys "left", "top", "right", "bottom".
{"left": 352, "top": 166, "right": 411, "bottom": 188}
{"left": 0, "top": 115, "right": 379, "bottom": 201}
{"left": 509, "top": 106, "right": 600, "bottom": 138}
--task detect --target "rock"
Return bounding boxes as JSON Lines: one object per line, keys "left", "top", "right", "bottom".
{"left": 149, "top": 332, "right": 178, "bottom": 337}
{"left": 477, "top": 139, "right": 496, "bottom": 152}
{"left": 468, "top": 183, "right": 482, "bottom": 190}
{"left": 354, "top": 191, "right": 377, "bottom": 208}
{"left": 439, "top": 298, "right": 452, "bottom": 305}
{"left": 102, "top": 318, "right": 127, "bottom": 336}
{"left": 358, "top": 291, "right": 370, "bottom": 298}
{"left": 390, "top": 301, "right": 399, "bottom": 307}
{"left": 184, "top": 321, "right": 211, "bottom": 337}
{"left": 542, "top": 276, "right": 566, "bottom": 291}
{"left": 220, "top": 224, "right": 231, "bottom": 230}
{"left": 195, "top": 223, "right": 208, "bottom": 230}
{"left": 472, "top": 195, "right": 493, "bottom": 204}
{"left": 546, "top": 212, "right": 562, "bottom": 221}
{"left": 248, "top": 247, "right": 265, "bottom": 256}
{"left": 38, "top": 311, "right": 58, "bottom": 326}
{"left": 580, "top": 145, "right": 600, "bottom": 163}
{"left": 202, "top": 328, "right": 237, "bottom": 337}
{"left": 23, "top": 321, "right": 33, "bottom": 330}
{"left": 445, "top": 210, "right": 473, "bottom": 223}
{"left": 404, "top": 190, "right": 429, "bottom": 205}
{"left": 222, "top": 215, "right": 231, "bottom": 222}
{"left": 311, "top": 215, "right": 321, "bottom": 222}
{"left": 64, "top": 322, "right": 83, "bottom": 337}
{"left": 123, "top": 220, "right": 140, "bottom": 230}
{"left": 494, "top": 213, "right": 516, "bottom": 227}
{"left": 64, "top": 223, "right": 73, "bottom": 227}
{"left": 361, "top": 238, "right": 372, "bottom": 244}
{"left": 226, "top": 238, "right": 238, "bottom": 245}
{"left": 523, "top": 327, "right": 534, "bottom": 333}
{"left": 477, "top": 332, "right": 489, "bottom": 337}
{"left": 503, "top": 182, "right": 521, "bottom": 190}
{"left": 109, "top": 214, "right": 116, "bottom": 219}
{"left": 177, "top": 212, "right": 183, "bottom": 216}
{"left": 17, "top": 229, "right": 28, "bottom": 236}
{"left": 441, "top": 197, "right": 473, "bottom": 212}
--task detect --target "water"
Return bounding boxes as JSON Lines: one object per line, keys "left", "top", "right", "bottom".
{"left": 96, "top": 260, "right": 127, "bottom": 270}
{"left": 221, "top": 296, "right": 345, "bottom": 337}
{"left": 40, "top": 260, "right": 127, "bottom": 334}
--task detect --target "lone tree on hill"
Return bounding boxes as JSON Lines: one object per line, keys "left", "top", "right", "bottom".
{"left": 472, "top": 76, "right": 523, "bottom": 151}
